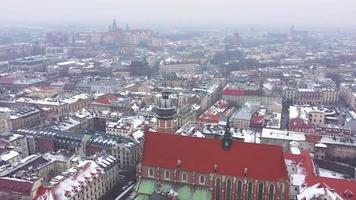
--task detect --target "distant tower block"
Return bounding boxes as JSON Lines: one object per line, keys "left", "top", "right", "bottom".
{"left": 155, "top": 89, "right": 176, "bottom": 133}
{"left": 112, "top": 19, "right": 118, "bottom": 32}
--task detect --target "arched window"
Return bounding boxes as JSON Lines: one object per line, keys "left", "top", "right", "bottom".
{"left": 148, "top": 168, "right": 154, "bottom": 177}
{"left": 226, "top": 179, "right": 232, "bottom": 200}
{"left": 268, "top": 184, "right": 274, "bottom": 200}
{"left": 247, "top": 182, "right": 253, "bottom": 200}
{"left": 164, "top": 170, "right": 170, "bottom": 180}
{"left": 236, "top": 181, "right": 242, "bottom": 200}
{"left": 215, "top": 178, "right": 221, "bottom": 200}
{"left": 258, "top": 183, "right": 264, "bottom": 200}
{"left": 181, "top": 173, "right": 187, "bottom": 182}
{"left": 199, "top": 175, "right": 205, "bottom": 185}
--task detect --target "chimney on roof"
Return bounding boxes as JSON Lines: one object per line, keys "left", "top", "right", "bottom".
{"left": 243, "top": 168, "right": 248, "bottom": 184}
{"left": 177, "top": 160, "right": 181, "bottom": 168}
{"left": 214, "top": 164, "right": 218, "bottom": 173}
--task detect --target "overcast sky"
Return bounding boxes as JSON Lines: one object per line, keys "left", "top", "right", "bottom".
{"left": 0, "top": 0, "right": 355, "bottom": 29}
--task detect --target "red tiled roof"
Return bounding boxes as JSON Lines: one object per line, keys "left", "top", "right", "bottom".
{"left": 250, "top": 114, "right": 264, "bottom": 127}
{"left": 94, "top": 94, "right": 118, "bottom": 105}
{"left": 215, "top": 99, "right": 229, "bottom": 109}
{"left": 223, "top": 89, "right": 260, "bottom": 96}
{"left": 289, "top": 117, "right": 315, "bottom": 130}
{"left": 285, "top": 151, "right": 356, "bottom": 199}
{"left": 198, "top": 113, "right": 220, "bottom": 124}
{"left": 223, "top": 89, "right": 246, "bottom": 96}
{"left": 34, "top": 161, "right": 100, "bottom": 200}
{"left": 142, "top": 131, "right": 289, "bottom": 182}
{"left": 34, "top": 186, "right": 49, "bottom": 199}
{"left": 305, "top": 134, "right": 321, "bottom": 143}
{"left": 198, "top": 100, "right": 230, "bottom": 124}
{"left": 0, "top": 177, "right": 34, "bottom": 195}
{"left": 315, "top": 126, "right": 355, "bottom": 136}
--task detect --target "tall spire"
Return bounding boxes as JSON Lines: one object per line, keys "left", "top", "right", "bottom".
{"left": 222, "top": 117, "right": 232, "bottom": 149}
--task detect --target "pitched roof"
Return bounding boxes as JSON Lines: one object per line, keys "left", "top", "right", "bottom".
{"left": 298, "top": 183, "right": 343, "bottom": 200}
{"left": 34, "top": 160, "right": 102, "bottom": 200}
{"left": 94, "top": 94, "right": 118, "bottom": 105}
{"left": 142, "top": 131, "right": 288, "bottom": 182}
{"left": 250, "top": 114, "right": 264, "bottom": 127}
{"left": 289, "top": 117, "right": 315, "bottom": 129}
{"left": 223, "top": 89, "right": 260, "bottom": 96}
{"left": 285, "top": 151, "right": 356, "bottom": 199}
{"left": 0, "top": 177, "right": 34, "bottom": 195}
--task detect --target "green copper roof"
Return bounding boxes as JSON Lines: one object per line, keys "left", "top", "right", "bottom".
{"left": 191, "top": 188, "right": 212, "bottom": 200}
{"left": 135, "top": 178, "right": 212, "bottom": 200}
{"left": 176, "top": 185, "right": 191, "bottom": 200}
{"left": 137, "top": 179, "right": 156, "bottom": 194}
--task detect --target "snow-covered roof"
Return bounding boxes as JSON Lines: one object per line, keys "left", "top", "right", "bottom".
{"left": 261, "top": 128, "right": 306, "bottom": 141}
{"left": 0, "top": 150, "right": 20, "bottom": 161}
{"left": 297, "top": 183, "right": 343, "bottom": 200}
{"left": 315, "top": 143, "right": 327, "bottom": 148}
{"left": 289, "top": 105, "right": 329, "bottom": 120}
{"left": 34, "top": 160, "right": 103, "bottom": 200}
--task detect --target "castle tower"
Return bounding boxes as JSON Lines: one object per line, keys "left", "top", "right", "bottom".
{"left": 155, "top": 89, "right": 176, "bottom": 133}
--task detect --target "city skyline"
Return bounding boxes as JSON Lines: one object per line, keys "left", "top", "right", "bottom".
{"left": 1, "top": 1, "right": 356, "bottom": 200}
{"left": 0, "top": 0, "right": 356, "bottom": 30}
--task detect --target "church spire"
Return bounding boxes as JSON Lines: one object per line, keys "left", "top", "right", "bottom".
{"left": 222, "top": 117, "right": 232, "bottom": 149}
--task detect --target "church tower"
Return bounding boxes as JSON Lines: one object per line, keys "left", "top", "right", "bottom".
{"left": 155, "top": 89, "right": 176, "bottom": 134}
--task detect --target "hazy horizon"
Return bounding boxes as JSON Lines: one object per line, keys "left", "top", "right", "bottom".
{"left": 1, "top": 0, "right": 356, "bottom": 31}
